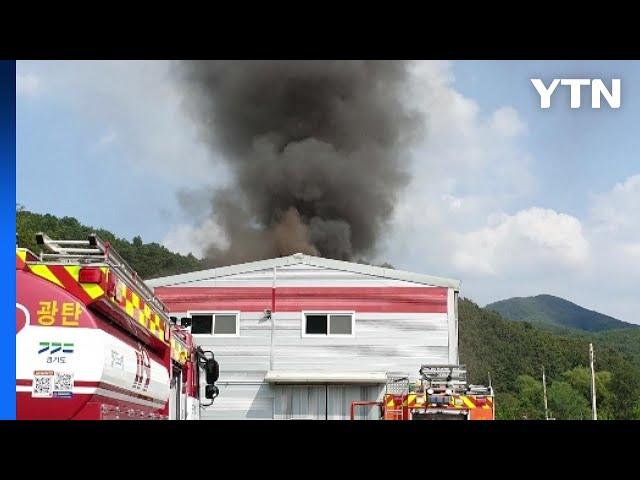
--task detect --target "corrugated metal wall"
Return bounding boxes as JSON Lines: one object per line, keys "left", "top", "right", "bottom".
{"left": 164, "top": 262, "right": 456, "bottom": 420}
{"left": 202, "top": 383, "right": 274, "bottom": 420}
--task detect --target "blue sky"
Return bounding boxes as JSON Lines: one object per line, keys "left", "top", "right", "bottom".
{"left": 452, "top": 61, "right": 639, "bottom": 217}
{"left": 16, "top": 61, "right": 640, "bottom": 323}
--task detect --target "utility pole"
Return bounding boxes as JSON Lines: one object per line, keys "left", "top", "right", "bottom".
{"left": 589, "top": 343, "right": 598, "bottom": 420}
{"left": 542, "top": 366, "right": 549, "bottom": 420}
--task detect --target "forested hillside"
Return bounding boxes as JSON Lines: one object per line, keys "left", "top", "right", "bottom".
{"left": 17, "top": 207, "right": 204, "bottom": 279}
{"left": 459, "top": 298, "right": 640, "bottom": 419}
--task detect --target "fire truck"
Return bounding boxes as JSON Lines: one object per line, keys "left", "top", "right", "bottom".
{"left": 16, "top": 233, "right": 219, "bottom": 420}
{"left": 351, "top": 365, "right": 495, "bottom": 420}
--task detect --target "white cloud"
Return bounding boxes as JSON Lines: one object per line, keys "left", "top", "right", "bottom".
{"left": 385, "top": 61, "right": 536, "bottom": 278}
{"left": 401, "top": 61, "right": 534, "bottom": 209}
{"left": 452, "top": 208, "right": 589, "bottom": 276}
{"left": 588, "top": 174, "right": 640, "bottom": 263}
{"left": 162, "top": 218, "right": 229, "bottom": 259}
{"left": 590, "top": 174, "right": 640, "bottom": 239}
{"left": 16, "top": 73, "right": 41, "bottom": 97}
{"left": 490, "top": 106, "right": 527, "bottom": 138}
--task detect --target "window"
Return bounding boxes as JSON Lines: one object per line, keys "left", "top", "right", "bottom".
{"left": 188, "top": 312, "right": 239, "bottom": 336}
{"left": 214, "top": 314, "right": 237, "bottom": 335}
{"left": 191, "top": 314, "right": 213, "bottom": 334}
{"left": 329, "top": 315, "right": 352, "bottom": 334}
{"left": 303, "top": 312, "right": 354, "bottom": 336}
{"left": 306, "top": 315, "right": 328, "bottom": 334}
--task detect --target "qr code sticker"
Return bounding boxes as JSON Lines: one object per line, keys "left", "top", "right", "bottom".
{"left": 54, "top": 372, "right": 74, "bottom": 392}
{"left": 32, "top": 371, "right": 54, "bottom": 398}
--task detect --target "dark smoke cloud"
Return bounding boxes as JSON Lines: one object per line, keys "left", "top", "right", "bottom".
{"left": 175, "top": 61, "right": 421, "bottom": 266}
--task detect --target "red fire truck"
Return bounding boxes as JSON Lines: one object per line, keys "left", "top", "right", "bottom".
{"left": 16, "top": 233, "right": 219, "bottom": 420}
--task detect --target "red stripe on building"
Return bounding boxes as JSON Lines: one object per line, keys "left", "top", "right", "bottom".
{"left": 276, "top": 287, "right": 448, "bottom": 313}
{"left": 155, "top": 286, "right": 448, "bottom": 313}
{"left": 271, "top": 287, "right": 276, "bottom": 312}
{"left": 155, "top": 287, "right": 272, "bottom": 312}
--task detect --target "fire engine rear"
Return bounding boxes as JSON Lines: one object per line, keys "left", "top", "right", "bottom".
{"left": 351, "top": 365, "right": 495, "bottom": 420}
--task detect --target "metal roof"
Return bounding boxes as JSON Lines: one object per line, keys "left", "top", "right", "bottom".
{"left": 145, "top": 253, "right": 460, "bottom": 290}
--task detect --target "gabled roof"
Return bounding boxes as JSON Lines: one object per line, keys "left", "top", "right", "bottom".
{"left": 145, "top": 253, "right": 460, "bottom": 290}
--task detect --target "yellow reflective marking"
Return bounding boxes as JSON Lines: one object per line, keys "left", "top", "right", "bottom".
{"left": 64, "top": 265, "right": 80, "bottom": 280}
{"left": 462, "top": 396, "right": 476, "bottom": 409}
{"left": 64, "top": 266, "right": 104, "bottom": 300}
{"left": 30, "top": 265, "right": 64, "bottom": 288}
{"left": 149, "top": 314, "right": 161, "bottom": 334}
{"left": 82, "top": 283, "right": 105, "bottom": 300}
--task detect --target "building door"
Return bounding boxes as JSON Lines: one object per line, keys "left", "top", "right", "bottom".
{"left": 274, "top": 384, "right": 382, "bottom": 420}
{"left": 274, "top": 385, "right": 327, "bottom": 419}
{"left": 327, "top": 385, "right": 382, "bottom": 420}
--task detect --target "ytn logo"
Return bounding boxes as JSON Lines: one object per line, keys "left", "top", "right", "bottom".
{"left": 531, "top": 79, "right": 621, "bottom": 109}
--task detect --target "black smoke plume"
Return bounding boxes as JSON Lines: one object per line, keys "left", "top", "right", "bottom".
{"left": 176, "top": 61, "right": 420, "bottom": 266}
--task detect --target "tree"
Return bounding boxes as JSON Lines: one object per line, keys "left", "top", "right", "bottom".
{"left": 561, "top": 367, "right": 614, "bottom": 419}
{"left": 514, "top": 375, "right": 545, "bottom": 419}
{"left": 547, "top": 381, "right": 590, "bottom": 419}
{"left": 607, "top": 357, "right": 640, "bottom": 420}
{"left": 495, "top": 393, "right": 522, "bottom": 420}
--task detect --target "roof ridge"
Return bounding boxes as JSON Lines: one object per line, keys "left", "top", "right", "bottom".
{"left": 146, "top": 253, "right": 460, "bottom": 289}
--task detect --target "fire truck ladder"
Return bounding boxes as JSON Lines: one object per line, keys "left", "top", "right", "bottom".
{"left": 35, "top": 232, "right": 170, "bottom": 322}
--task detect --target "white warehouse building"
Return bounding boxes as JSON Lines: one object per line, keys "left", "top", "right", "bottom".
{"left": 147, "top": 253, "right": 460, "bottom": 420}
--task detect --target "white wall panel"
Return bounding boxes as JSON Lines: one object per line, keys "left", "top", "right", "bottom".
{"left": 160, "top": 261, "right": 458, "bottom": 419}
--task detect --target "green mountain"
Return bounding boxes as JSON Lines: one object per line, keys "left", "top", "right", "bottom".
{"left": 459, "top": 298, "right": 640, "bottom": 419}
{"left": 486, "top": 294, "right": 638, "bottom": 332}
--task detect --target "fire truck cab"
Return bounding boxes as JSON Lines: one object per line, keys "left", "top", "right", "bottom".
{"left": 16, "top": 233, "right": 219, "bottom": 420}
